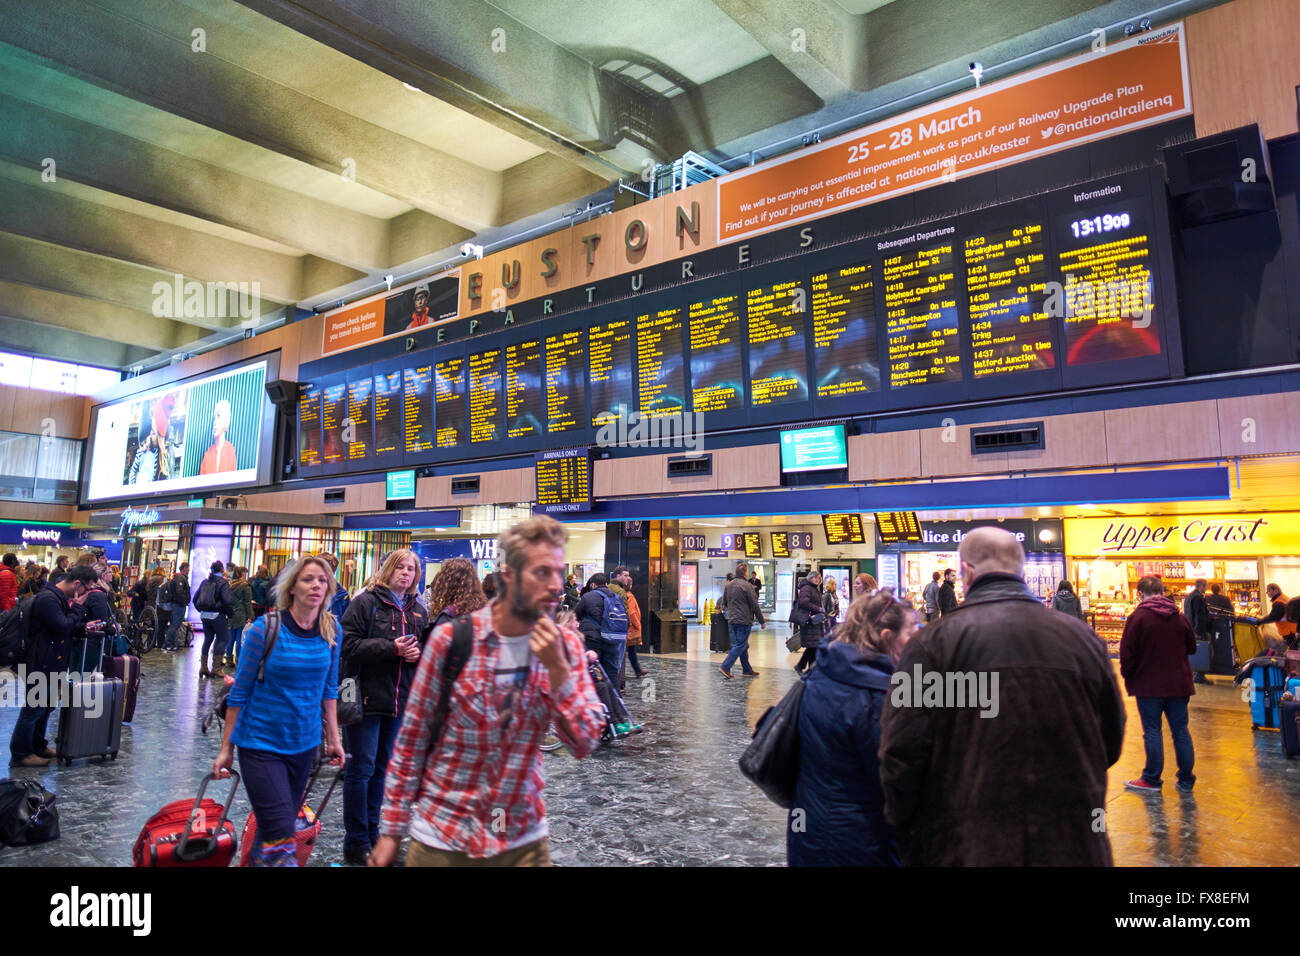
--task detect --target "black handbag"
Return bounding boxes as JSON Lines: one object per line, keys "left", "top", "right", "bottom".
{"left": 336, "top": 676, "right": 363, "bottom": 727}
{"left": 0, "top": 778, "right": 60, "bottom": 847}
{"left": 738, "top": 675, "right": 806, "bottom": 808}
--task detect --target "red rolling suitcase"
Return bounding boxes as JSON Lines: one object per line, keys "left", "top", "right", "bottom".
{"left": 103, "top": 654, "right": 141, "bottom": 723}
{"left": 238, "top": 761, "right": 342, "bottom": 867}
{"left": 132, "top": 772, "right": 240, "bottom": 867}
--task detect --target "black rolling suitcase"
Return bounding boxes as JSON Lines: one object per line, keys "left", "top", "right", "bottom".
{"left": 710, "top": 612, "right": 730, "bottom": 653}
{"left": 57, "top": 635, "right": 124, "bottom": 764}
{"left": 1282, "top": 701, "right": 1300, "bottom": 758}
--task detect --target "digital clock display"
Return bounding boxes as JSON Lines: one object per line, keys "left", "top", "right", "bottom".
{"left": 1069, "top": 211, "right": 1132, "bottom": 238}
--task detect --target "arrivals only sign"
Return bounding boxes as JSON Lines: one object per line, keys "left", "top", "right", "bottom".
{"left": 717, "top": 23, "right": 1190, "bottom": 242}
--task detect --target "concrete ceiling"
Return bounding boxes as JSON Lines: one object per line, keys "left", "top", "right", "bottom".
{"left": 0, "top": 0, "right": 1220, "bottom": 372}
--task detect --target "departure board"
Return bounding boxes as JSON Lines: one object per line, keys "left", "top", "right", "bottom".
{"left": 434, "top": 357, "right": 466, "bottom": 449}
{"left": 469, "top": 347, "right": 503, "bottom": 444}
{"left": 346, "top": 377, "right": 372, "bottom": 461}
{"left": 297, "top": 385, "right": 321, "bottom": 467}
{"left": 742, "top": 532, "right": 763, "bottom": 559}
{"left": 965, "top": 223, "right": 1053, "bottom": 377}
{"left": 590, "top": 318, "right": 634, "bottom": 428}
{"left": 637, "top": 308, "right": 686, "bottom": 418}
{"left": 321, "top": 383, "right": 347, "bottom": 465}
{"left": 883, "top": 231, "right": 962, "bottom": 388}
{"left": 506, "top": 338, "right": 544, "bottom": 439}
{"left": 1056, "top": 200, "right": 1160, "bottom": 365}
{"left": 822, "top": 512, "right": 866, "bottom": 544}
{"left": 771, "top": 532, "right": 791, "bottom": 558}
{"left": 688, "top": 294, "right": 744, "bottom": 413}
{"left": 545, "top": 329, "right": 584, "bottom": 433}
{"left": 535, "top": 448, "right": 591, "bottom": 513}
{"left": 748, "top": 280, "right": 809, "bottom": 407}
{"left": 373, "top": 370, "right": 402, "bottom": 456}
{"left": 811, "top": 263, "right": 878, "bottom": 398}
{"left": 875, "top": 511, "right": 922, "bottom": 543}
{"left": 403, "top": 365, "right": 434, "bottom": 454}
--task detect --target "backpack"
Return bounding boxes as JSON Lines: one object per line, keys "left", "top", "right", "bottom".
{"left": 194, "top": 578, "right": 219, "bottom": 613}
{"left": 597, "top": 587, "right": 629, "bottom": 639}
{"left": 0, "top": 595, "right": 36, "bottom": 670}
{"left": 249, "top": 576, "right": 269, "bottom": 607}
{"left": 171, "top": 575, "right": 192, "bottom": 608}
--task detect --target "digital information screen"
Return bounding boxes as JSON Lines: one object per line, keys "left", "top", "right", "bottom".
{"left": 373, "top": 370, "right": 403, "bottom": 456}
{"left": 883, "top": 233, "right": 962, "bottom": 388}
{"left": 771, "top": 532, "right": 791, "bottom": 558}
{"left": 469, "top": 347, "right": 503, "bottom": 444}
{"left": 822, "top": 512, "right": 866, "bottom": 545}
{"left": 590, "top": 318, "right": 634, "bottom": 428}
{"left": 688, "top": 294, "right": 744, "bottom": 413}
{"left": 742, "top": 532, "right": 763, "bottom": 559}
{"left": 965, "top": 223, "right": 1053, "bottom": 377}
{"left": 546, "top": 329, "right": 584, "bottom": 433}
{"left": 297, "top": 385, "right": 321, "bottom": 468}
{"left": 811, "top": 263, "right": 878, "bottom": 398}
{"left": 875, "top": 511, "right": 922, "bottom": 544}
{"left": 780, "top": 424, "right": 847, "bottom": 473}
{"left": 535, "top": 447, "right": 591, "bottom": 513}
{"left": 637, "top": 308, "right": 686, "bottom": 418}
{"left": 1057, "top": 201, "right": 1160, "bottom": 365}
{"left": 434, "top": 357, "right": 465, "bottom": 449}
{"left": 346, "top": 377, "right": 372, "bottom": 462}
{"left": 403, "top": 365, "right": 434, "bottom": 454}
{"left": 506, "top": 338, "right": 544, "bottom": 439}
{"left": 386, "top": 469, "right": 416, "bottom": 501}
{"left": 748, "top": 280, "right": 809, "bottom": 407}
{"left": 321, "top": 383, "right": 347, "bottom": 465}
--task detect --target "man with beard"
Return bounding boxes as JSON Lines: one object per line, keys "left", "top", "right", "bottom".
{"left": 371, "top": 515, "right": 605, "bottom": 867}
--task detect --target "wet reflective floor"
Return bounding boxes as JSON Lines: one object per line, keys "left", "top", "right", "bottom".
{"left": 2, "top": 627, "right": 1297, "bottom": 867}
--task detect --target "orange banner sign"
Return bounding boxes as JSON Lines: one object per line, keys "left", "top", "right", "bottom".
{"left": 322, "top": 271, "right": 460, "bottom": 357}
{"left": 717, "top": 23, "right": 1190, "bottom": 243}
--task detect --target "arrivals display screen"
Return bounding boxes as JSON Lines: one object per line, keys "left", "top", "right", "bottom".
{"left": 83, "top": 356, "right": 277, "bottom": 505}
{"left": 535, "top": 448, "right": 591, "bottom": 513}
{"left": 875, "top": 511, "right": 922, "bottom": 544}
{"left": 780, "top": 424, "right": 847, "bottom": 473}
{"left": 822, "top": 512, "right": 866, "bottom": 545}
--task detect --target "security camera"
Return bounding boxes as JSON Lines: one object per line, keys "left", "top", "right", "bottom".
{"left": 968, "top": 61, "right": 984, "bottom": 87}
{"left": 383, "top": 274, "right": 394, "bottom": 290}
{"left": 459, "top": 242, "right": 484, "bottom": 260}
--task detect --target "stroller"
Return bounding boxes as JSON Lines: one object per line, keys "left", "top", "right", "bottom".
{"left": 541, "top": 652, "right": 644, "bottom": 752}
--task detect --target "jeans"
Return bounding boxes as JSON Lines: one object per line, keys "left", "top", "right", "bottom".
{"left": 342, "top": 713, "right": 402, "bottom": 852}
{"left": 9, "top": 702, "right": 54, "bottom": 761}
{"left": 1136, "top": 696, "right": 1195, "bottom": 787}
{"left": 626, "top": 646, "right": 643, "bottom": 676}
{"left": 239, "top": 745, "right": 316, "bottom": 866}
{"left": 721, "top": 623, "right": 754, "bottom": 674}
{"left": 227, "top": 625, "right": 244, "bottom": 660}
{"left": 163, "top": 604, "right": 187, "bottom": 649}
{"left": 200, "top": 614, "right": 228, "bottom": 663}
{"left": 587, "top": 637, "right": 625, "bottom": 686}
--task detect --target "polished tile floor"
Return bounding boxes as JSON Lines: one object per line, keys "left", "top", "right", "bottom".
{"left": 2, "top": 625, "right": 1296, "bottom": 866}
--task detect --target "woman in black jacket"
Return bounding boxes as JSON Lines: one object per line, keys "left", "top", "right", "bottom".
{"left": 338, "top": 548, "right": 430, "bottom": 866}
{"left": 794, "top": 571, "right": 826, "bottom": 674}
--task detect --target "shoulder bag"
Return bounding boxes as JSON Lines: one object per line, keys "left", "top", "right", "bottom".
{"left": 739, "top": 674, "right": 806, "bottom": 808}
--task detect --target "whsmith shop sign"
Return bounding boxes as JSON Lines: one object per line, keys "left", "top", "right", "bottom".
{"left": 1064, "top": 514, "right": 1294, "bottom": 557}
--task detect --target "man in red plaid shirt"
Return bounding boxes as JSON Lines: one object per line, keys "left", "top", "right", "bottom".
{"left": 370, "top": 515, "right": 605, "bottom": 866}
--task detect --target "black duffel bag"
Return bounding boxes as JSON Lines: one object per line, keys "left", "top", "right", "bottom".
{"left": 0, "top": 778, "right": 60, "bottom": 847}
{"left": 738, "top": 675, "right": 806, "bottom": 808}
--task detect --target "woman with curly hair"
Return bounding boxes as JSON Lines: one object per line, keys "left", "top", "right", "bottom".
{"left": 788, "top": 590, "right": 919, "bottom": 867}
{"left": 427, "top": 558, "right": 488, "bottom": 632}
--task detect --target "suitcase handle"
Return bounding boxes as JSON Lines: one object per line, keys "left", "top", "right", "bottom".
{"left": 302, "top": 755, "right": 348, "bottom": 819}
{"left": 176, "top": 771, "right": 240, "bottom": 863}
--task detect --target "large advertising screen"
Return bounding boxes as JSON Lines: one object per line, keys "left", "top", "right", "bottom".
{"left": 82, "top": 356, "right": 277, "bottom": 504}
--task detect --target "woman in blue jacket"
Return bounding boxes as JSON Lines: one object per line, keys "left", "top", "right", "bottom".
{"left": 211, "top": 554, "right": 346, "bottom": 866}
{"left": 788, "top": 590, "right": 919, "bottom": 866}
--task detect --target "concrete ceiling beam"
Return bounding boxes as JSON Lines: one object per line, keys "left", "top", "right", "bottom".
{"left": 0, "top": 314, "right": 155, "bottom": 368}
{"left": 0, "top": 282, "right": 207, "bottom": 353}
{"left": 713, "top": 0, "right": 868, "bottom": 98}
{"left": 0, "top": 0, "right": 509, "bottom": 228}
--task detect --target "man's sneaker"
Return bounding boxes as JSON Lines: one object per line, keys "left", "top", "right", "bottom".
{"left": 612, "top": 720, "right": 633, "bottom": 736}
{"left": 718, "top": 667, "right": 734, "bottom": 680}
{"left": 1176, "top": 780, "right": 1195, "bottom": 793}
{"left": 11, "top": 754, "right": 50, "bottom": 768}
{"left": 742, "top": 670, "right": 760, "bottom": 677}
{"left": 1125, "top": 778, "right": 1161, "bottom": 792}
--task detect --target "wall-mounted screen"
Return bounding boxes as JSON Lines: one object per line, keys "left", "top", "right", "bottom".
{"left": 386, "top": 469, "right": 416, "bottom": 501}
{"left": 546, "top": 329, "right": 585, "bottom": 433}
{"left": 747, "top": 280, "right": 809, "bottom": 407}
{"left": 297, "top": 384, "right": 321, "bottom": 468}
{"left": 83, "top": 356, "right": 277, "bottom": 504}
{"left": 535, "top": 447, "right": 591, "bottom": 514}
{"left": 882, "top": 232, "right": 962, "bottom": 388}
{"left": 403, "top": 365, "right": 434, "bottom": 454}
{"left": 822, "top": 512, "right": 866, "bottom": 545}
{"left": 875, "top": 511, "right": 922, "bottom": 544}
{"left": 435, "top": 356, "right": 466, "bottom": 449}
{"left": 742, "top": 531, "right": 763, "bottom": 558}
{"left": 780, "top": 424, "right": 847, "bottom": 473}
{"left": 811, "top": 263, "right": 878, "bottom": 397}
{"left": 637, "top": 307, "right": 686, "bottom": 419}
{"left": 771, "top": 532, "right": 791, "bottom": 558}
{"left": 688, "top": 294, "right": 745, "bottom": 413}
{"left": 373, "top": 371, "right": 403, "bottom": 457}
{"left": 590, "top": 318, "right": 634, "bottom": 428}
